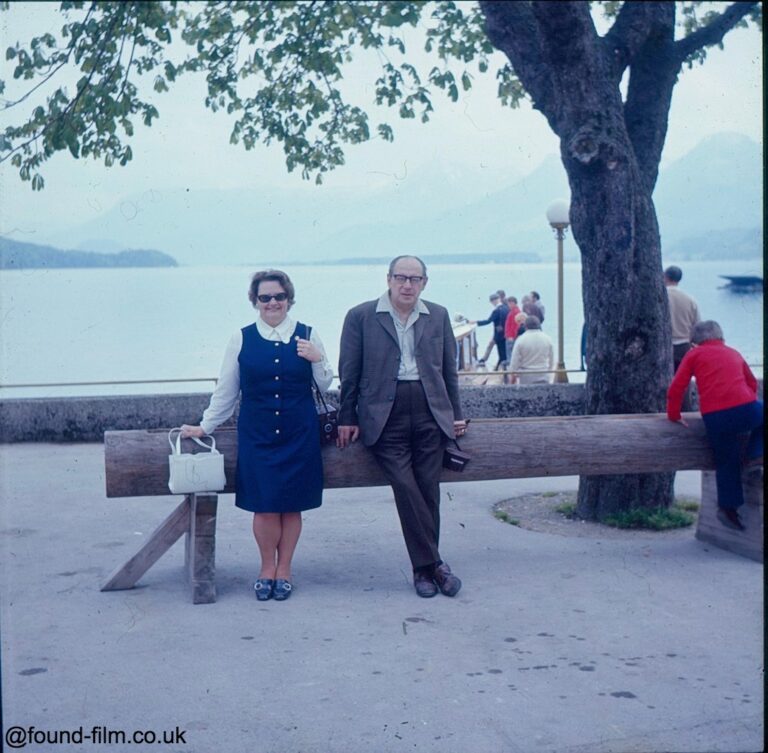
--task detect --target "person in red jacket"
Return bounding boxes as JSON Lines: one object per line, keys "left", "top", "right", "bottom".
{"left": 667, "top": 320, "right": 763, "bottom": 531}
{"left": 504, "top": 295, "right": 522, "bottom": 358}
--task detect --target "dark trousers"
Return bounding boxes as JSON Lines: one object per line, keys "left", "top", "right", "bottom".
{"left": 702, "top": 400, "right": 763, "bottom": 510}
{"left": 673, "top": 342, "right": 693, "bottom": 411}
{"left": 495, "top": 336, "right": 507, "bottom": 367}
{"left": 371, "top": 381, "right": 447, "bottom": 569}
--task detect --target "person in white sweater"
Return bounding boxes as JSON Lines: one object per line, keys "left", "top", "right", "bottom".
{"left": 508, "top": 316, "right": 554, "bottom": 385}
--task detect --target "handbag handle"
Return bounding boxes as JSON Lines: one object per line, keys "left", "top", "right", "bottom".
{"left": 312, "top": 376, "right": 331, "bottom": 412}
{"left": 304, "top": 324, "right": 330, "bottom": 412}
{"left": 168, "top": 428, "right": 217, "bottom": 455}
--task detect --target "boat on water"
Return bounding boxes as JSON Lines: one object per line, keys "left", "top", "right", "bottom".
{"left": 452, "top": 319, "right": 478, "bottom": 371}
{"left": 719, "top": 275, "right": 763, "bottom": 292}
{"left": 452, "top": 318, "right": 507, "bottom": 385}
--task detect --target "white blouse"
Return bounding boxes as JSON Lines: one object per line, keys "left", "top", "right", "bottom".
{"left": 200, "top": 315, "right": 334, "bottom": 435}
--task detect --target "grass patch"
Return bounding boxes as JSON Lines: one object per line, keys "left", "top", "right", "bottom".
{"left": 675, "top": 497, "right": 700, "bottom": 513}
{"left": 555, "top": 502, "right": 577, "bottom": 518}
{"left": 541, "top": 491, "right": 558, "bottom": 498}
{"left": 494, "top": 510, "right": 521, "bottom": 527}
{"left": 602, "top": 505, "right": 695, "bottom": 530}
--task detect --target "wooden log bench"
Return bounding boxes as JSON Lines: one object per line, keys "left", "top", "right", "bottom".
{"left": 102, "top": 414, "right": 763, "bottom": 603}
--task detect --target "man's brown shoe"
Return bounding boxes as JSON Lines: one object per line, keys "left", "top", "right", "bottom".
{"left": 433, "top": 563, "right": 462, "bottom": 597}
{"left": 414, "top": 571, "right": 438, "bottom": 598}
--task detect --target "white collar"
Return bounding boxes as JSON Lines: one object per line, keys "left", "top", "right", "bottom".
{"left": 256, "top": 314, "right": 296, "bottom": 343}
{"left": 376, "top": 292, "right": 430, "bottom": 316}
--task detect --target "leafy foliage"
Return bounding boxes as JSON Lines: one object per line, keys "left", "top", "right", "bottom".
{"left": 3, "top": 1, "right": 179, "bottom": 189}
{"left": 0, "top": 1, "right": 760, "bottom": 188}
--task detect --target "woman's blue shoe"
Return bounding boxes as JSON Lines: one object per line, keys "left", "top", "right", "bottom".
{"left": 273, "top": 579, "right": 293, "bottom": 601}
{"left": 254, "top": 579, "right": 275, "bottom": 601}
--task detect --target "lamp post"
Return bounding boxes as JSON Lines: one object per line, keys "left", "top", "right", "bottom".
{"left": 546, "top": 199, "right": 570, "bottom": 384}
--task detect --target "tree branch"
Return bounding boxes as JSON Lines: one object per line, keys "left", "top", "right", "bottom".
{"left": 602, "top": 1, "right": 662, "bottom": 81}
{"left": 1, "top": 57, "right": 70, "bottom": 110}
{"left": 675, "top": 1, "right": 758, "bottom": 62}
{"left": 621, "top": 3, "right": 677, "bottom": 194}
{"left": 0, "top": 4, "right": 128, "bottom": 168}
{"left": 478, "top": 1, "right": 551, "bottom": 115}
{"left": 526, "top": 2, "right": 611, "bottom": 138}
{"left": 1, "top": 2, "right": 97, "bottom": 110}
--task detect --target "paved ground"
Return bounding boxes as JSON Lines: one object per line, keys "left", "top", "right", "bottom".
{"left": 1, "top": 443, "right": 763, "bottom": 753}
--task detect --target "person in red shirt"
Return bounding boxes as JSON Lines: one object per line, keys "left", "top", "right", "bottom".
{"left": 504, "top": 296, "right": 522, "bottom": 359}
{"left": 667, "top": 320, "right": 763, "bottom": 531}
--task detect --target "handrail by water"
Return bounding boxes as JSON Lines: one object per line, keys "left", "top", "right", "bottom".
{"left": 1, "top": 364, "right": 762, "bottom": 390}
{"left": 0, "top": 378, "right": 220, "bottom": 389}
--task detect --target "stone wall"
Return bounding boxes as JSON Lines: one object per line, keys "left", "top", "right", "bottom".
{"left": 1, "top": 384, "right": 588, "bottom": 443}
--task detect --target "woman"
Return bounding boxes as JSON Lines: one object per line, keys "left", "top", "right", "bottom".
{"left": 181, "top": 270, "right": 333, "bottom": 600}
{"left": 667, "top": 320, "right": 763, "bottom": 532}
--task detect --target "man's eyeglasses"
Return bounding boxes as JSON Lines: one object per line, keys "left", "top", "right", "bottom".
{"left": 390, "top": 274, "right": 425, "bottom": 285}
{"left": 257, "top": 293, "right": 289, "bottom": 303}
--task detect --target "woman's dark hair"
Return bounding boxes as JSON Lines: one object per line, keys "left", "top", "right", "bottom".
{"left": 248, "top": 269, "right": 296, "bottom": 309}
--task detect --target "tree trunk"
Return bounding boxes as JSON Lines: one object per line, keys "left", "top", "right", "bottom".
{"left": 480, "top": 0, "right": 677, "bottom": 520}
{"left": 566, "top": 136, "right": 675, "bottom": 519}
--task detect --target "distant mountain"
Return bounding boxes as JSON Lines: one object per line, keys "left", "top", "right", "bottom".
{"left": 654, "top": 133, "right": 762, "bottom": 246}
{"left": 290, "top": 154, "right": 570, "bottom": 260}
{"left": 0, "top": 237, "right": 177, "bottom": 269}
{"left": 42, "top": 155, "right": 570, "bottom": 265}
{"left": 39, "top": 131, "right": 761, "bottom": 265}
{"left": 665, "top": 226, "right": 761, "bottom": 260}
{"left": 304, "top": 251, "right": 542, "bottom": 265}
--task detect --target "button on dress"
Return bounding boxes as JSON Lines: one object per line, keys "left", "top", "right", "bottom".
{"left": 235, "top": 322, "right": 322, "bottom": 513}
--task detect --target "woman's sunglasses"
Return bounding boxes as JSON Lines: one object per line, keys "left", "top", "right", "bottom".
{"left": 257, "top": 293, "right": 289, "bottom": 303}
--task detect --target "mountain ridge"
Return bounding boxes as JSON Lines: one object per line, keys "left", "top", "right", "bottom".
{"left": 29, "top": 131, "right": 762, "bottom": 266}
{"left": 0, "top": 237, "right": 177, "bottom": 269}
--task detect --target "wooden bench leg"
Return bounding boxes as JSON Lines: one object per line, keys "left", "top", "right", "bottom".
{"left": 101, "top": 498, "right": 191, "bottom": 592}
{"left": 696, "top": 469, "right": 764, "bottom": 562}
{"left": 184, "top": 494, "right": 218, "bottom": 604}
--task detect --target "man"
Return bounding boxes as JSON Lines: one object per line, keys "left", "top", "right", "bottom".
{"left": 664, "top": 265, "right": 700, "bottom": 411}
{"left": 527, "top": 291, "right": 545, "bottom": 324}
{"left": 472, "top": 292, "right": 510, "bottom": 368}
{"left": 337, "top": 256, "right": 468, "bottom": 598}
{"left": 508, "top": 316, "right": 554, "bottom": 384}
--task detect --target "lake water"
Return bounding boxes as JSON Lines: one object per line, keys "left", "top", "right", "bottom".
{"left": 0, "top": 260, "right": 763, "bottom": 397}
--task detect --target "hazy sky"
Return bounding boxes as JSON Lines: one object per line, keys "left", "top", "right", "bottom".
{"left": 1, "top": 2, "right": 763, "bottom": 238}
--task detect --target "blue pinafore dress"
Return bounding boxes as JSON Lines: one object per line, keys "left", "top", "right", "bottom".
{"left": 235, "top": 321, "right": 323, "bottom": 513}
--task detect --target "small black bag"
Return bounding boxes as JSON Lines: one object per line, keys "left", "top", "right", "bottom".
{"left": 312, "top": 378, "right": 339, "bottom": 444}
{"left": 443, "top": 439, "right": 471, "bottom": 472}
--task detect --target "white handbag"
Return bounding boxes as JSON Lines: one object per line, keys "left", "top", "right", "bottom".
{"left": 167, "top": 428, "right": 226, "bottom": 494}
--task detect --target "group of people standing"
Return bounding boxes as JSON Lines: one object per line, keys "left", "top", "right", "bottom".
{"left": 178, "top": 258, "right": 762, "bottom": 602}
{"left": 470, "top": 289, "right": 553, "bottom": 383}
{"left": 181, "top": 256, "right": 466, "bottom": 601}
